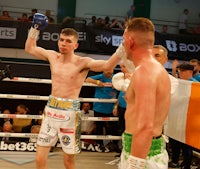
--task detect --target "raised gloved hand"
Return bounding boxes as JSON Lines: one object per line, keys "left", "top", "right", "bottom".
{"left": 32, "top": 13, "right": 48, "bottom": 30}
{"left": 28, "top": 13, "right": 48, "bottom": 39}
{"left": 115, "top": 43, "right": 135, "bottom": 73}
{"left": 112, "top": 72, "right": 130, "bottom": 91}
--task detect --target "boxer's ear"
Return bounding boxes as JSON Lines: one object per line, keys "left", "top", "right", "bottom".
{"left": 74, "top": 43, "right": 79, "bottom": 50}
{"left": 129, "top": 37, "right": 135, "bottom": 49}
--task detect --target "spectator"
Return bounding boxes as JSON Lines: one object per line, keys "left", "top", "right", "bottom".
{"left": 161, "top": 25, "right": 168, "bottom": 34}
{"left": 28, "top": 9, "right": 38, "bottom": 22}
{"left": 153, "top": 45, "right": 168, "bottom": 65}
{"left": 45, "top": 10, "right": 55, "bottom": 23}
{"left": 0, "top": 11, "right": 13, "bottom": 20}
{"left": 61, "top": 16, "right": 74, "bottom": 29}
{"left": 189, "top": 59, "right": 200, "bottom": 81}
{"left": 102, "top": 16, "right": 110, "bottom": 29}
{"left": 17, "top": 13, "right": 29, "bottom": 22}
{"left": 81, "top": 102, "right": 96, "bottom": 135}
{"left": 126, "top": 5, "right": 136, "bottom": 19}
{"left": 109, "top": 18, "right": 124, "bottom": 30}
{"left": 172, "top": 59, "right": 200, "bottom": 81}
{"left": 179, "top": 9, "right": 189, "bottom": 34}
{"left": 12, "top": 104, "right": 32, "bottom": 133}
{"left": 87, "top": 15, "right": 96, "bottom": 26}
{"left": 2, "top": 121, "right": 13, "bottom": 132}
{"left": 85, "top": 70, "right": 119, "bottom": 152}
{"left": 169, "top": 63, "right": 198, "bottom": 169}
{"left": 0, "top": 108, "right": 13, "bottom": 129}
{"left": 0, "top": 121, "right": 14, "bottom": 142}
{"left": 95, "top": 17, "right": 104, "bottom": 28}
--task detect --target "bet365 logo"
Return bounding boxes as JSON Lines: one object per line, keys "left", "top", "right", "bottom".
{"left": 166, "top": 40, "right": 200, "bottom": 53}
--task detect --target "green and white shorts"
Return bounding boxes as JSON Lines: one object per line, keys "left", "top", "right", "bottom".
{"left": 118, "top": 132, "right": 169, "bottom": 169}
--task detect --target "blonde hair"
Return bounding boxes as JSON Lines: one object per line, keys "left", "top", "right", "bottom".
{"left": 125, "top": 17, "right": 155, "bottom": 48}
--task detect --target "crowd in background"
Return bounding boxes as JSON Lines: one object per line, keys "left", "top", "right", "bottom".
{"left": 0, "top": 5, "right": 200, "bottom": 34}
{"left": 0, "top": 4, "right": 200, "bottom": 169}
{"left": 0, "top": 8, "right": 55, "bottom": 23}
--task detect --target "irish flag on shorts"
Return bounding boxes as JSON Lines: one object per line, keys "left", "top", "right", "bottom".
{"left": 164, "top": 75, "right": 200, "bottom": 150}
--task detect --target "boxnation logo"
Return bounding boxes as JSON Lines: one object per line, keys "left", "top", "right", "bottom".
{"left": 166, "top": 40, "right": 200, "bottom": 53}
{"left": 0, "top": 27, "right": 17, "bottom": 39}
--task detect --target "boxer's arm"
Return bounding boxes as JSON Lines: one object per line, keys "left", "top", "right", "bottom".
{"left": 130, "top": 70, "right": 155, "bottom": 159}
{"left": 25, "top": 13, "right": 49, "bottom": 61}
{"left": 85, "top": 77, "right": 104, "bottom": 87}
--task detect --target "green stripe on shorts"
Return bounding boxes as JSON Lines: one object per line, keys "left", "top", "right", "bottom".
{"left": 122, "top": 132, "right": 164, "bottom": 157}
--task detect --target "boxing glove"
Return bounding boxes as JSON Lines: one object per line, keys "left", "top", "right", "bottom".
{"left": 32, "top": 13, "right": 48, "bottom": 30}
{"left": 28, "top": 13, "right": 48, "bottom": 39}
{"left": 112, "top": 72, "right": 130, "bottom": 91}
{"left": 115, "top": 43, "right": 135, "bottom": 73}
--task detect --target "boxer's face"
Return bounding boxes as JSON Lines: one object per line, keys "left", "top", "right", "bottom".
{"left": 58, "top": 34, "right": 78, "bottom": 54}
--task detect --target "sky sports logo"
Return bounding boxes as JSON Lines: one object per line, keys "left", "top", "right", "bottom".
{"left": 0, "top": 27, "right": 17, "bottom": 39}
{"left": 95, "top": 34, "right": 123, "bottom": 46}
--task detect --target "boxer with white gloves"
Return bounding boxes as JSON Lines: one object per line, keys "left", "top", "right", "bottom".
{"left": 28, "top": 13, "right": 48, "bottom": 39}
{"left": 115, "top": 43, "right": 135, "bottom": 73}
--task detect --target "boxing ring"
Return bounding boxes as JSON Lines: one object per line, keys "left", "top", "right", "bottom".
{"left": 0, "top": 76, "right": 121, "bottom": 146}
{"left": 1, "top": 76, "right": 200, "bottom": 169}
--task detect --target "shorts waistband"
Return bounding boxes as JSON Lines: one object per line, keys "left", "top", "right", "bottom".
{"left": 122, "top": 132, "right": 165, "bottom": 157}
{"left": 47, "top": 95, "right": 80, "bottom": 111}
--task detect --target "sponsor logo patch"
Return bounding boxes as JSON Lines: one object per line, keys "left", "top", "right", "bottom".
{"left": 61, "top": 135, "right": 70, "bottom": 146}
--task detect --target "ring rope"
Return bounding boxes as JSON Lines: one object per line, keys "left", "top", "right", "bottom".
{"left": 1, "top": 77, "right": 121, "bottom": 143}
{"left": 0, "top": 133, "right": 122, "bottom": 140}
{"left": 3, "top": 77, "right": 97, "bottom": 87}
{"left": 0, "top": 114, "right": 119, "bottom": 121}
{"left": 0, "top": 94, "right": 117, "bottom": 103}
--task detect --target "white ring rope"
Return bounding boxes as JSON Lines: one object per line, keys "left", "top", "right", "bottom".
{"left": 0, "top": 114, "right": 42, "bottom": 119}
{"left": 0, "top": 114, "right": 119, "bottom": 121}
{"left": 0, "top": 133, "right": 121, "bottom": 140}
{"left": 1, "top": 76, "right": 120, "bottom": 142}
{"left": 0, "top": 94, "right": 117, "bottom": 103}
{"left": 3, "top": 77, "right": 97, "bottom": 87}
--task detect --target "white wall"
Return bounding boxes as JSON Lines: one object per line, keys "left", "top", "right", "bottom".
{"left": 0, "top": 0, "right": 58, "bottom": 19}
{"left": 151, "top": 0, "right": 200, "bottom": 33}
{"left": 151, "top": 0, "right": 200, "bottom": 23}
{"left": 75, "top": 0, "right": 133, "bottom": 20}
{"left": 0, "top": 0, "right": 198, "bottom": 25}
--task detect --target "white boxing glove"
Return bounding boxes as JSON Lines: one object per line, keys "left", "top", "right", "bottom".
{"left": 115, "top": 43, "right": 135, "bottom": 73}
{"left": 112, "top": 72, "right": 130, "bottom": 91}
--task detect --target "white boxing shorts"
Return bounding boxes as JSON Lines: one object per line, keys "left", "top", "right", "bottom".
{"left": 37, "top": 95, "right": 81, "bottom": 154}
{"left": 119, "top": 132, "right": 169, "bottom": 169}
